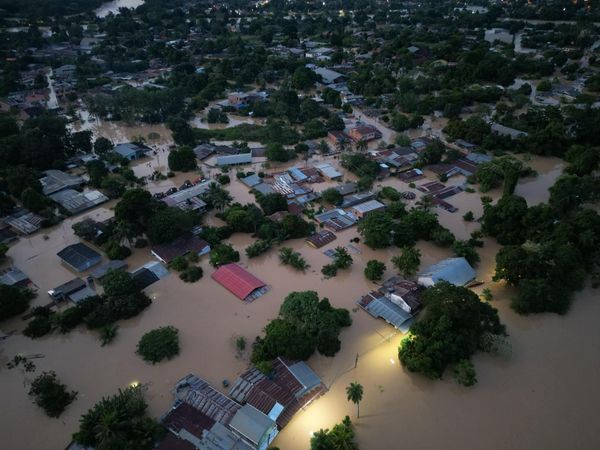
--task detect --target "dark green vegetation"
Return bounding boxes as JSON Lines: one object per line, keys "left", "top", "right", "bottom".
{"left": 23, "top": 270, "right": 151, "bottom": 339}
{"left": 137, "top": 326, "right": 180, "bottom": 364}
{"left": 399, "top": 282, "right": 506, "bottom": 384}
{"left": 482, "top": 168, "right": 600, "bottom": 314}
{"left": 321, "top": 247, "right": 353, "bottom": 279}
{"left": 279, "top": 247, "right": 309, "bottom": 272}
{"left": 0, "top": 285, "right": 36, "bottom": 321}
{"left": 73, "top": 386, "right": 163, "bottom": 449}
{"left": 310, "top": 416, "right": 358, "bottom": 450}
{"left": 28, "top": 371, "right": 77, "bottom": 418}
{"left": 364, "top": 260, "right": 386, "bottom": 282}
{"left": 251, "top": 291, "right": 351, "bottom": 369}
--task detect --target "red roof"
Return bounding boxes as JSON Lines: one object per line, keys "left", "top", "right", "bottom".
{"left": 211, "top": 263, "right": 266, "bottom": 300}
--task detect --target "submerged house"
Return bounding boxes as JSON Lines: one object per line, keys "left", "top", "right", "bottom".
{"left": 162, "top": 183, "right": 210, "bottom": 212}
{"left": 113, "top": 143, "right": 151, "bottom": 161}
{"left": 212, "top": 263, "right": 268, "bottom": 302}
{"left": 40, "top": 170, "right": 84, "bottom": 196}
{"left": 57, "top": 243, "right": 102, "bottom": 272}
{"left": 151, "top": 235, "right": 211, "bottom": 264}
{"left": 229, "top": 357, "right": 325, "bottom": 430}
{"left": 418, "top": 257, "right": 475, "bottom": 287}
{"left": 357, "top": 279, "right": 422, "bottom": 332}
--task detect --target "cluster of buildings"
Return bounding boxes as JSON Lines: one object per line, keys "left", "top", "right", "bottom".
{"left": 357, "top": 257, "right": 477, "bottom": 331}
{"left": 157, "top": 359, "right": 324, "bottom": 450}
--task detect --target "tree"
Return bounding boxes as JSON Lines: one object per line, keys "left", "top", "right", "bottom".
{"left": 168, "top": 146, "right": 197, "bottom": 172}
{"left": 102, "top": 269, "right": 139, "bottom": 298}
{"left": 28, "top": 371, "right": 77, "bottom": 417}
{"left": 265, "top": 143, "right": 291, "bottom": 162}
{"left": 452, "top": 240, "right": 480, "bottom": 266}
{"left": 453, "top": 360, "right": 477, "bottom": 387}
{"left": 310, "top": 416, "right": 358, "bottom": 450}
{"left": 94, "top": 137, "right": 113, "bottom": 155}
{"left": 137, "top": 326, "right": 180, "bottom": 364}
{"left": 357, "top": 211, "right": 394, "bottom": 249}
{"left": 291, "top": 66, "right": 317, "bottom": 90}
{"left": 166, "top": 116, "right": 196, "bottom": 146}
{"left": 73, "top": 386, "right": 163, "bottom": 449}
{"left": 392, "top": 247, "right": 421, "bottom": 278}
{"left": 279, "top": 247, "right": 309, "bottom": 271}
{"left": 332, "top": 247, "right": 353, "bottom": 269}
{"left": 257, "top": 193, "right": 287, "bottom": 215}
{"left": 86, "top": 160, "right": 108, "bottom": 187}
{"left": 418, "top": 140, "right": 445, "bottom": 165}
{"left": 356, "top": 139, "right": 368, "bottom": 152}
{"left": 364, "top": 260, "right": 386, "bottom": 281}
{"left": 482, "top": 195, "right": 528, "bottom": 245}
{"left": 71, "top": 130, "right": 93, "bottom": 154}
{"left": 321, "top": 188, "right": 343, "bottom": 206}
{"left": 0, "top": 285, "right": 35, "bottom": 321}
{"left": 202, "top": 182, "right": 232, "bottom": 212}
{"left": 209, "top": 243, "right": 240, "bottom": 267}
{"left": 251, "top": 291, "right": 351, "bottom": 365}
{"left": 147, "top": 208, "right": 194, "bottom": 244}
{"left": 399, "top": 282, "right": 505, "bottom": 380}
{"left": 115, "top": 189, "right": 157, "bottom": 237}
{"left": 346, "top": 382, "right": 364, "bottom": 418}
{"left": 206, "top": 108, "right": 228, "bottom": 124}
{"left": 101, "top": 174, "right": 127, "bottom": 199}
{"left": 21, "top": 187, "right": 48, "bottom": 213}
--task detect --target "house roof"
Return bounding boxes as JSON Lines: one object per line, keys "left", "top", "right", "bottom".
{"left": 89, "top": 260, "right": 127, "bottom": 279}
{"left": 315, "top": 163, "right": 342, "bottom": 179}
{"left": 418, "top": 257, "right": 475, "bottom": 287}
{"left": 193, "top": 143, "right": 217, "bottom": 160}
{"left": 152, "top": 235, "right": 210, "bottom": 263}
{"left": 57, "top": 243, "right": 102, "bottom": 271}
{"left": 162, "top": 402, "right": 215, "bottom": 440}
{"left": 351, "top": 199, "right": 385, "bottom": 214}
{"left": 216, "top": 153, "right": 252, "bottom": 166}
{"left": 0, "top": 267, "right": 30, "bottom": 286}
{"left": 306, "top": 230, "right": 337, "bottom": 249}
{"left": 68, "top": 286, "right": 97, "bottom": 304}
{"left": 229, "top": 405, "right": 275, "bottom": 446}
{"left": 131, "top": 261, "right": 169, "bottom": 290}
{"left": 358, "top": 291, "right": 414, "bottom": 331}
{"left": 114, "top": 143, "right": 149, "bottom": 158}
{"left": 49, "top": 189, "right": 109, "bottom": 214}
{"left": 162, "top": 183, "right": 210, "bottom": 210}
{"left": 155, "top": 432, "right": 197, "bottom": 450}
{"left": 40, "top": 170, "right": 84, "bottom": 195}
{"left": 240, "top": 174, "right": 261, "bottom": 188}
{"left": 49, "top": 278, "right": 86, "bottom": 297}
{"left": 212, "top": 264, "right": 266, "bottom": 301}
{"left": 173, "top": 374, "right": 240, "bottom": 425}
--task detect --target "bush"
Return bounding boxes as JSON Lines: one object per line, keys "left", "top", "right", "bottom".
{"left": 453, "top": 359, "right": 477, "bottom": 387}
{"left": 28, "top": 371, "right": 77, "bottom": 417}
{"left": 463, "top": 211, "right": 474, "bottom": 222}
{"left": 179, "top": 266, "right": 203, "bottom": 283}
{"left": 210, "top": 243, "right": 240, "bottom": 267}
{"left": 217, "top": 174, "right": 231, "bottom": 185}
{"left": 364, "top": 260, "right": 386, "bottom": 281}
{"left": 137, "top": 326, "right": 180, "bottom": 364}
{"left": 0, "top": 285, "right": 35, "bottom": 321}
{"left": 321, "top": 188, "right": 343, "bottom": 205}
{"left": 23, "top": 315, "right": 53, "bottom": 339}
{"left": 246, "top": 240, "right": 272, "bottom": 258}
{"left": 99, "top": 324, "right": 119, "bottom": 346}
{"left": 103, "top": 240, "right": 132, "bottom": 260}
{"left": 279, "top": 247, "right": 309, "bottom": 271}
{"left": 169, "top": 255, "right": 189, "bottom": 272}
{"left": 321, "top": 264, "right": 338, "bottom": 278}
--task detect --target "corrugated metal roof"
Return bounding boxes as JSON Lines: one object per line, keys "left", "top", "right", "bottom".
{"left": 212, "top": 264, "right": 266, "bottom": 301}
{"left": 418, "top": 257, "right": 475, "bottom": 287}
{"left": 216, "top": 153, "right": 252, "bottom": 166}
{"left": 229, "top": 404, "right": 275, "bottom": 446}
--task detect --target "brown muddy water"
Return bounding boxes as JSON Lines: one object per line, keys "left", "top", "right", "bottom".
{"left": 1, "top": 120, "right": 598, "bottom": 450}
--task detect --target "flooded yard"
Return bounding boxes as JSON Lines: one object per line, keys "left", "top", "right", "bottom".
{"left": 0, "top": 113, "right": 596, "bottom": 450}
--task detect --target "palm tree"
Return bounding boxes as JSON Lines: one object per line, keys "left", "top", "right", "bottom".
{"left": 346, "top": 382, "right": 363, "bottom": 418}
{"left": 356, "top": 139, "right": 367, "bottom": 153}
{"left": 204, "top": 182, "right": 232, "bottom": 212}
{"left": 337, "top": 136, "right": 349, "bottom": 153}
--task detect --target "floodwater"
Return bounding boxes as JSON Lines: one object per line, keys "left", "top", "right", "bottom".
{"left": 0, "top": 116, "right": 597, "bottom": 450}
{"left": 95, "top": 0, "right": 145, "bottom": 18}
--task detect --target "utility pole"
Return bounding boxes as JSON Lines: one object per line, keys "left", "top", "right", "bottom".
{"left": 354, "top": 353, "right": 359, "bottom": 369}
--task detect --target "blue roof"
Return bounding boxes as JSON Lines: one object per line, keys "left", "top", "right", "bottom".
{"left": 418, "top": 257, "right": 475, "bottom": 287}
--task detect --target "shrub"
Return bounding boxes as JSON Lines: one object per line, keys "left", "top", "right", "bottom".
{"left": 209, "top": 243, "right": 240, "bottom": 267}
{"left": 0, "top": 285, "right": 35, "bottom": 320}
{"left": 364, "top": 260, "right": 386, "bottom": 281}
{"left": 137, "top": 326, "right": 180, "bottom": 364}
{"left": 169, "top": 256, "right": 189, "bottom": 272}
{"left": 463, "top": 211, "right": 474, "bottom": 222}
{"left": 24, "top": 315, "right": 53, "bottom": 339}
{"left": 103, "top": 240, "right": 131, "bottom": 260}
{"left": 279, "top": 247, "right": 309, "bottom": 271}
{"left": 99, "top": 324, "right": 119, "bottom": 346}
{"left": 179, "top": 266, "right": 203, "bottom": 283}
{"left": 453, "top": 359, "right": 477, "bottom": 387}
{"left": 321, "top": 264, "right": 338, "bottom": 278}
{"left": 245, "top": 240, "right": 272, "bottom": 258}
{"left": 28, "top": 371, "right": 77, "bottom": 417}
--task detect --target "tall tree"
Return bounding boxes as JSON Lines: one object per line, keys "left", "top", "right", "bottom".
{"left": 346, "top": 382, "right": 364, "bottom": 418}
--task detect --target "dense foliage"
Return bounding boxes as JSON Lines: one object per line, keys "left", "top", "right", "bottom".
{"left": 137, "top": 326, "right": 180, "bottom": 364}
{"left": 28, "top": 372, "right": 77, "bottom": 418}
{"left": 251, "top": 291, "right": 351, "bottom": 368}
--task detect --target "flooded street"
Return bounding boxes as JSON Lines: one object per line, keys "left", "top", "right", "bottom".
{"left": 0, "top": 111, "right": 597, "bottom": 450}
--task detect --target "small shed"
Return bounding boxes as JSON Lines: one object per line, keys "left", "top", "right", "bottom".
{"left": 350, "top": 199, "right": 386, "bottom": 219}
{"left": 151, "top": 235, "right": 210, "bottom": 264}
{"left": 216, "top": 153, "right": 252, "bottom": 167}
{"left": 212, "top": 263, "right": 267, "bottom": 302}
{"left": 306, "top": 230, "right": 337, "bottom": 249}
{"left": 57, "top": 243, "right": 102, "bottom": 272}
